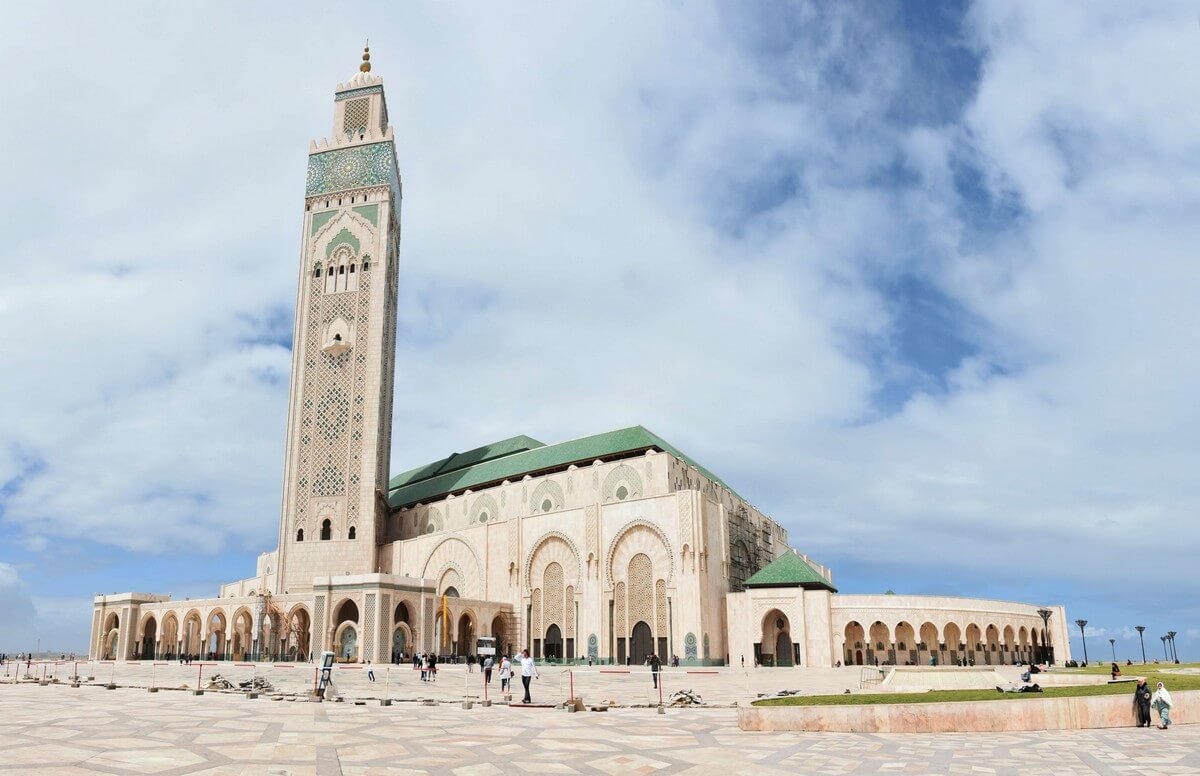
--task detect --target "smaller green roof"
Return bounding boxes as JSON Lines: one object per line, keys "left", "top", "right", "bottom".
{"left": 744, "top": 551, "right": 836, "bottom": 592}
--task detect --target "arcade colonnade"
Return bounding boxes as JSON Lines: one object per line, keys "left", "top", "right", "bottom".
{"left": 91, "top": 587, "right": 516, "bottom": 664}
{"left": 725, "top": 590, "right": 1072, "bottom": 669}
{"left": 831, "top": 598, "right": 1071, "bottom": 667}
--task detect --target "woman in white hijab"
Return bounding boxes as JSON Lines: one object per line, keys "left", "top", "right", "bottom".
{"left": 1151, "top": 681, "right": 1173, "bottom": 729}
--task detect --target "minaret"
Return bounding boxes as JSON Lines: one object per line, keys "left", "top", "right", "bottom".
{"left": 275, "top": 47, "right": 401, "bottom": 593}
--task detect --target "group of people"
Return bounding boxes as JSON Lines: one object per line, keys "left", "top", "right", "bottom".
{"left": 1133, "top": 676, "right": 1174, "bottom": 730}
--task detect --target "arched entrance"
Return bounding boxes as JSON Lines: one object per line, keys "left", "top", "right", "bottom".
{"left": 286, "top": 606, "right": 311, "bottom": 661}
{"left": 232, "top": 609, "right": 253, "bottom": 661}
{"left": 919, "top": 622, "right": 938, "bottom": 665}
{"left": 102, "top": 612, "right": 120, "bottom": 659}
{"left": 869, "top": 621, "right": 890, "bottom": 665}
{"left": 896, "top": 622, "right": 916, "bottom": 665}
{"left": 182, "top": 612, "right": 204, "bottom": 658}
{"left": 965, "top": 624, "right": 982, "bottom": 665}
{"left": 491, "top": 614, "right": 507, "bottom": 657}
{"left": 844, "top": 621, "right": 865, "bottom": 665}
{"left": 544, "top": 624, "right": 563, "bottom": 660}
{"left": 392, "top": 626, "right": 408, "bottom": 661}
{"left": 761, "top": 610, "right": 793, "bottom": 666}
{"left": 338, "top": 626, "right": 357, "bottom": 661}
{"left": 631, "top": 621, "right": 653, "bottom": 664}
{"left": 456, "top": 613, "right": 474, "bottom": 657}
{"left": 334, "top": 600, "right": 359, "bottom": 662}
{"left": 206, "top": 611, "right": 228, "bottom": 660}
{"left": 141, "top": 616, "right": 157, "bottom": 660}
{"left": 160, "top": 614, "right": 179, "bottom": 660}
{"left": 944, "top": 623, "right": 962, "bottom": 665}
{"left": 775, "top": 632, "right": 792, "bottom": 666}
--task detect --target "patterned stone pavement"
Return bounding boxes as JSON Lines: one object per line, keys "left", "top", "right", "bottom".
{"left": 0, "top": 683, "right": 1196, "bottom": 775}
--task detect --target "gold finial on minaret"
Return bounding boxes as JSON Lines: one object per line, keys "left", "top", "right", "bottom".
{"left": 360, "top": 40, "right": 371, "bottom": 73}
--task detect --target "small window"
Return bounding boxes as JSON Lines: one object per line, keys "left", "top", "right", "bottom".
{"left": 321, "top": 519, "right": 332, "bottom": 541}
{"left": 296, "top": 528, "right": 304, "bottom": 542}
{"left": 339, "top": 265, "right": 346, "bottom": 275}
{"left": 327, "top": 267, "right": 334, "bottom": 277}
{"left": 425, "top": 525, "right": 435, "bottom": 535}
{"left": 349, "top": 264, "right": 355, "bottom": 273}
{"left": 348, "top": 526, "right": 356, "bottom": 540}
{"left": 616, "top": 485, "right": 628, "bottom": 500}
{"left": 313, "top": 268, "right": 321, "bottom": 279}
{"left": 479, "top": 511, "right": 489, "bottom": 523}
{"left": 542, "top": 499, "right": 553, "bottom": 513}
{"left": 363, "top": 261, "right": 370, "bottom": 271}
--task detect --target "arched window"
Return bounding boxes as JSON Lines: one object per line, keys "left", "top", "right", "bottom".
{"left": 349, "top": 263, "right": 356, "bottom": 273}
{"left": 296, "top": 528, "right": 304, "bottom": 542}
{"left": 321, "top": 519, "right": 332, "bottom": 541}
{"left": 339, "top": 265, "right": 346, "bottom": 275}
{"left": 327, "top": 267, "right": 335, "bottom": 276}
{"left": 348, "top": 526, "right": 356, "bottom": 540}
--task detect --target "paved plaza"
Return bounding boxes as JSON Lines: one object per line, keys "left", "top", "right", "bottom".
{"left": 5, "top": 661, "right": 904, "bottom": 707}
{"left": 1, "top": 679, "right": 1196, "bottom": 775}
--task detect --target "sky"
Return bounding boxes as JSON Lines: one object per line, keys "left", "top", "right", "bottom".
{"left": 1, "top": 1, "right": 1197, "bottom": 661}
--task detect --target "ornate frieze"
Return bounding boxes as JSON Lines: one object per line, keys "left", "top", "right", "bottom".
{"left": 306, "top": 142, "right": 399, "bottom": 198}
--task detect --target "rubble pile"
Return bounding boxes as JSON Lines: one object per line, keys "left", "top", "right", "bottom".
{"left": 238, "top": 676, "right": 276, "bottom": 693}
{"left": 756, "top": 689, "right": 802, "bottom": 699}
{"left": 205, "top": 674, "right": 235, "bottom": 690}
{"left": 669, "top": 689, "right": 704, "bottom": 707}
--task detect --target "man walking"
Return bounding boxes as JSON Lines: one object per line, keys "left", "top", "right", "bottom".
{"left": 367, "top": 660, "right": 375, "bottom": 682}
{"left": 519, "top": 649, "right": 539, "bottom": 704}
{"left": 483, "top": 655, "right": 494, "bottom": 684}
{"left": 649, "top": 652, "right": 662, "bottom": 689}
{"left": 498, "top": 654, "right": 511, "bottom": 694}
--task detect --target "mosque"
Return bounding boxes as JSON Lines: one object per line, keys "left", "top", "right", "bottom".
{"left": 90, "top": 52, "right": 1072, "bottom": 669}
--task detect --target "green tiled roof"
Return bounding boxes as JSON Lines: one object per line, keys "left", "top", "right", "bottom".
{"left": 743, "top": 550, "right": 836, "bottom": 592}
{"left": 389, "top": 435, "right": 546, "bottom": 491}
{"left": 388, "top": 426, "right": 742, "bottom": 509}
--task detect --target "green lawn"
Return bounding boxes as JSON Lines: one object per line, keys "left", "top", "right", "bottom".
{"left": 753, "top": 664, "right": 1200, "bottom": 707}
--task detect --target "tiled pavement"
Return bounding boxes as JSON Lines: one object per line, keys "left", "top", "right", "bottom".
{"left": 0, "top": 683, "right": 1197, "bottom": 775}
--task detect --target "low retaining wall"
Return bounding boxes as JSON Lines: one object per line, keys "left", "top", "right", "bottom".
{"left": 740, "top": 690, "right": 1197, "bottom": 733}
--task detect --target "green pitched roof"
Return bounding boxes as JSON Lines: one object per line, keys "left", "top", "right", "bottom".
{"left": 389, "top": 435, "right": 546, "bottom": 491}
{"left": 743, "top": 551, "right": 836, "bottom": 592}
{"left": 388, "top": 426, "right": 742, "bottom": 509}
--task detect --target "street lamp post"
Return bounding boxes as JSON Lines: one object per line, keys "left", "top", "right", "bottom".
{"left": 1167, "top": 631, "right": 1178, "bottom": 663}
{"left": 1109, "top": 638, "right": 1116, "bottom": 662}
{"left": 1161, "top": 636, "right": 1169, "bottom": 661}
{"left": 1036, "top": 609, "right": 1053, "bottom": 665}
{"left": 1075, "top": 619, "right": 1089, "bottom": 665}
{"left": 1135, "top": 626, "right": 1147, "bottom": 664}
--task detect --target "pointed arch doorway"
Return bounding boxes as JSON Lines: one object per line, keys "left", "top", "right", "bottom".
{"left": 544, "top": 624, "right": 563, "bottom": 660}
{"left": 631, "top": 621, "right": 653, "bottom": 664}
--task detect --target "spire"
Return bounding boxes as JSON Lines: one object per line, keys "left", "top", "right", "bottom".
{"left": 360, "top": 41, "right": 371, "bottom": 73}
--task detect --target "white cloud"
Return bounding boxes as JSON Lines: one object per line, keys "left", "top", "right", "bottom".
{"left": 0, "top": 2, "right": 1196, "bottom": 657}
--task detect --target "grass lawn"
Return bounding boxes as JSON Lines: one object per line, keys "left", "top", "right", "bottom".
{"left": 753, "top": 663, "right": 1200, "bottom": 707}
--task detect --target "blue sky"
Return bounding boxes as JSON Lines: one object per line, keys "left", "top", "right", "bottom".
{"left": 1, "top": 1, "right": 1198, "bottom": 661}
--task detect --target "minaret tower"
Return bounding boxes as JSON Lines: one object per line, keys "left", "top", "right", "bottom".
{"left": 275, "top": 47, "right": 401, "bottom": 593}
